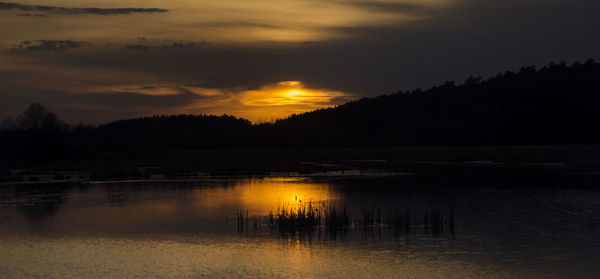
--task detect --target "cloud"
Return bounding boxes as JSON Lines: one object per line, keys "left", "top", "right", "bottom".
{"left": 125, "top": 41, "right": 211, "bottom": 51}
{"left": 16, "top": 13, "right": 47, "bottom": 17}
{"left": 9, "top": 39, "right": 211, "bottom": 52}
{"left": 0, "top": 2, "right": 168, "bottom": 16}
{"left": 79, "top": 87, "right": 203, "bottom": 109}
{"left": 195, "top": 22, "right": 281, "bottom": 29}
{"left": 125, "top": 44, "right": 150, "bottom": 50}
{"left": 11, "top": 40, "right": 94, "bottom": 52}
{"left": 335, "top": 0, "right": 433, "bottom": 14}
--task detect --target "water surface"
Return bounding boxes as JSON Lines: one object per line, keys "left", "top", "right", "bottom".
{"left": 1, "top": 177, "right": 599, "bottom": 278}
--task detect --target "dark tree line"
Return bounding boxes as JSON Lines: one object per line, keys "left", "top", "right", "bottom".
{"left": 266, "top": 59, "right": 600, "bottom": 147}
{"left": 1, "top": 59, "right": 600, "bottom": 162}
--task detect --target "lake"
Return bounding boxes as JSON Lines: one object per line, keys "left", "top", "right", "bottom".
{"left": 1, "top": 176, "right": 599, "bottom": 278}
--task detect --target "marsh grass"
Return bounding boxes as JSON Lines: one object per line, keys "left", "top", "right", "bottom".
{"left": 238, "top": 202, "right": 454, "bottom": 238}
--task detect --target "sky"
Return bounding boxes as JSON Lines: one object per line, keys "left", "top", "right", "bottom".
{"left": 1, "top": 0, "right": 599, "bottom": 123}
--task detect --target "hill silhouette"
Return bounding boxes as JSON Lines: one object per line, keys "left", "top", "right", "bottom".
{"left": 266, "top": 59, "right": 600, "bottom": 147}
{"left": 1, "top": 59, "right": 600, "bottom": 163}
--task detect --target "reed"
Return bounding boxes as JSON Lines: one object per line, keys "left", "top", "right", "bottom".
{"left": 271, "top": 201, "right": 321, "bottom": 232}
{"left": 237, "top": 203, "right": 454, "bottom": 237}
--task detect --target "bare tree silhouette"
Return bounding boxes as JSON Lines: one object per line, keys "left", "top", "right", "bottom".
{"left": 16, "top": 102, "right": 64, "bottom": 131}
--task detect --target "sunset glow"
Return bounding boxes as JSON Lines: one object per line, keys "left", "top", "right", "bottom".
{"left": 240, "top": 81, "right": 351, "bottom": 106}
{"left": 179, "top": 81, "right": 355, "bottom": 123}
{"left": 232, "top": 81, "right": 353, "bottom": 122}
{"left": 1, "top": 0, "right": 597, "bottom": 124}
{"left": 71, "top": 80, "right": 355, "bottom": 123}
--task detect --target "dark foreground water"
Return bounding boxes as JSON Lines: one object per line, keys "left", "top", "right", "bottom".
{"left": 1, "top": 177, "right": 599, "bottom": 278}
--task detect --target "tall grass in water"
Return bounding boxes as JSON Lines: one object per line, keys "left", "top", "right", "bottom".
{"left": 269, "top": 201, "right": 321, "bottom": 232}
{"left": 238, "top": 203, "right": 454, "bottom": 237}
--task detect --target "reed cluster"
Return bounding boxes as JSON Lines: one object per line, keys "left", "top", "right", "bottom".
{"left": 238, "top": 203, "right": 454, "bottom": 236}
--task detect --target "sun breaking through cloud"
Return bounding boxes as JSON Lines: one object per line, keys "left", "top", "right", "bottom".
{"left": 229, "top": 81, "right": 355, "bottom": 122}
{"left": 180, "top": 81, "right": 356, "bottom": 123}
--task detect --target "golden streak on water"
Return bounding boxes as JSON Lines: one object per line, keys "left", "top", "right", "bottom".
{"left": 194, "top": 177, "right": 336, "bottom": 217}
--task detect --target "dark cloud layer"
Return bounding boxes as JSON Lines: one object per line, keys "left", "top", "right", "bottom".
{"left": 337, "top": 0, "right": 431, "bottom": 14}
{"left": 10, "top": 39, "right": 210, "bottom": 52}
{"left": 125, "top": 41, "right": 211, "bottom": 51}
{"left": 16, "top": 12, "right": 47, "bottom": 17}
{"left": 0, "top": 1, "right": 167, "bottom": 15}
{"left": 11, "top": 40, "right": 93, "bottom": 52}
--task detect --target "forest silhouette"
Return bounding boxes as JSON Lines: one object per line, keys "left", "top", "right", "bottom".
{"left": 1, "top": 59, "right": 599, "bottom": 163}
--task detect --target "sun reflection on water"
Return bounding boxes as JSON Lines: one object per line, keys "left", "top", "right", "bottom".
{"left": 212, "top": 177, "right": 338, "bottom": 217}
